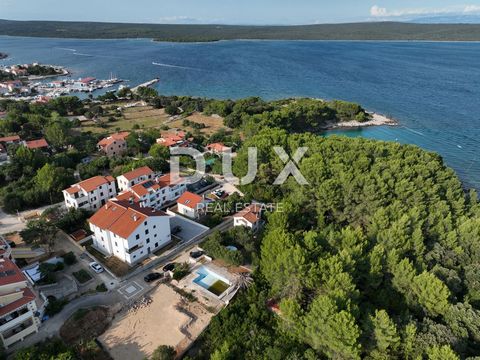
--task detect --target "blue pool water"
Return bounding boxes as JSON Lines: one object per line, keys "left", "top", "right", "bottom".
{"left": 1, "top": 37, "right": 480, "bottom": 188}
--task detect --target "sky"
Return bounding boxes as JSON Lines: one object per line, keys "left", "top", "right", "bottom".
{"left": 1, "top": 0, "right": 480, "bottom": 24}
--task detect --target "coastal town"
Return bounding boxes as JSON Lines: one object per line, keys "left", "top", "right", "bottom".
{"left": 0, "top": 62, "right": 124, "bottom": 101}
{"left": 1, "top": 15, "right": 478, "bottom": 357}
{"left": 0, "top": 76, "right": 271, "bottom": 358}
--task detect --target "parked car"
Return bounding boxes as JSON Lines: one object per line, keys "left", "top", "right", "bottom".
{"left": 162, "top": 263, "right": 176, "bottom": 272}
{"left": 171, "top": 226, "right": 182, "bottom": 235}
{"left": 89, "top": 262, "right": 104, "bottom": 274}
{"left": 190, "top": 250, "right": 204, "bottom": 259}
{"left": 144, "top": 272, "right": 163, "bottom": 283}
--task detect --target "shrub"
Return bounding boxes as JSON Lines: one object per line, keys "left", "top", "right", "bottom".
{"left": 45, "top": 298, "right": 68, "bottom": 317}
{"left": 96, "top": 283, "right": 108, "bottom": 292}
{"left": 172, "top": 262, "right": 190, "bottom": 281}
{"left": 73, "top": 269, "right": 92, "bottom": 284}
{"left": 62, "top": 251, "right": 77, "bottom": 266}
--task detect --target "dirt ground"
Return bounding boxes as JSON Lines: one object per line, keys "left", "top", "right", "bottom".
{"left": 60, "top": 306, "right": 111, "bottom": 344}
{"left": 168, "top": 112, "right": 227, "bottom": 135}
{"left": 99, "top": 284, "right": 213, "bottom": 360}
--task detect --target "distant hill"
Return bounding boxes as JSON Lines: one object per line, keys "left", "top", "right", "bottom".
{"left": 1, "top": 19, "right": 480, "bottom": 42}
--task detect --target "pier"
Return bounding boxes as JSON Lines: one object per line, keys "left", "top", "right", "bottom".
{"left": 132, "top": 78, "right": 159, "bottom": 92}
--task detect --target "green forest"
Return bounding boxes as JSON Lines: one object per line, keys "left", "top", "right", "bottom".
{"left": 2, "top": 20, "right": 480, "bottom": 41}
{"left": 189, "top": 129, "right": 480, "bottom": 359}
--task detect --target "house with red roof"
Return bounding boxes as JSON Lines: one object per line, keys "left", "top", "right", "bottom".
{"left": 233, "top": 203, "right": 264, "bottom": 232}
{"left": 0, "top": 258, "right": 40, "bottom": 349}
{"left": 156, "top": 131, "right": 191, "bottom": 148}
{"left": 97, "top": 132, "right": 130, "bottom": 157}
{"left": 117, "top": 166, "right": 156, "bottom": 192}
{"left": 205, "top": 142, "right": 232, "bottom": 154}
{"left": 177, "top": 191, "right": 206, "bottom": 219}
{"left": 24, "top": 138, "right": 49, "bottom": 151}
{"left": 116, "top": 172, "right": 187, "bottom": 210}
{"left": 0, "top": 135, "right": 21, "bottom": 145}
{"left": 63, "top": 175, "right": 117, "bottom": 211}
{"left": 89, "top": 200, "right": 172, "bottom": 265}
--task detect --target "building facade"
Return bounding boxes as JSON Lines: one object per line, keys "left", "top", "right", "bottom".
{"left": 63, "top": 175, "right": 117, "bottom": 211}
{"left": 89, "top": 200, "right": 172, "bottom": 265}
{"left": 97, "top": 132, "right": 129, "bottom": 157}
{"left": 117, "top": 166, "right": 156, "bottom": 192}
{"left": 233, "top": 203, "right": 264, "bottom": 232}
{"left": 116, "top": 173, "right": 187, "bottom": 210}
{"left": 0, "top": 259, "right": 40, "bottom": 349}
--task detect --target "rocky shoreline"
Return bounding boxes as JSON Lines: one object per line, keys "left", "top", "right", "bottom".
{"left": 326, "top": 112, "right": 398, "bottom": 130}
{"left": 0, "top": 52, "right": 7, "bottom": 60}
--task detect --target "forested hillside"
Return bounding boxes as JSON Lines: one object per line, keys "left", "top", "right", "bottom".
{"left": 191, "top": 129, "right": 480, "bottom": 359}
{"left": 2, "top": 20, "right": 480, "bottom": 42}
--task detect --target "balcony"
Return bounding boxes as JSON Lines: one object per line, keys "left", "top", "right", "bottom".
{"left": 0, "top": 307, "right": 31, "bottom": 330}
{"left": 1, "top": 318, "right": 37, "bottom": 348}
{"left": 125, "top": 244, "right": 143, "bottom": 254}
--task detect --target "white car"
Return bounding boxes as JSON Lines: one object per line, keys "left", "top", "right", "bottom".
{"left": 89, "top": 262, "right": 104, "bottom": 274}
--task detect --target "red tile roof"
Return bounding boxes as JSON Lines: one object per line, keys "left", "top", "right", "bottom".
{"left": 234, "top": 204, "right": 263, "bottom": 224}
{"left": 97, "top": 132, "right": 130, "bottom": 148}
{"left": 206, "top": 142, "right": 231, "bottom": 153}
{"left": 25, "top": 138, "right": 49, "bottom": 149}
{"left": 0, "top": 258, "right": 27, "bottom": 287}
{"left": 157, "top": 173, "right": 184, "bottom": 187}
{"left": 131, "top": 180, "right": 161, "bottom": 197}
{"left": 0, "top": 135, "right": 21, "bottom": 143}
{"left": 65, "top": 175, "right": 115, "bottom": 194}
{"left": 177, "top": 191, "right": 203, "bottom": 209}
{"left": 120, "top": 166, "right": 154, "bottom": 181}
{"left": 0, "top": 288, "right": 36, "bottom": 317}
{"left": 89, "top": 200, "right": 167, "bottom": 239}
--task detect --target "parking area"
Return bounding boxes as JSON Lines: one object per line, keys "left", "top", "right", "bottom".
{"left": 168, "top": 213, "right": 209, "bottom": 243}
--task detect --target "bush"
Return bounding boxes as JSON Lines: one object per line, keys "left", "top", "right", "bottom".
{"left": 45, "top": 298, "right": 68, "bottom": 317}
{"left": 96, "top": 283, "right": 108, "bottom": 292}
{"left": 151, "top": 345, "right": 176, "bottom": 360}
{"left": 172, "top": 262, "right": 190, "bottom": 281}
{"left": 62, "top": 251, "right": 77, "bottom": 266}
{"left": 73, "top": 269, "right": 93, "bottom": 284}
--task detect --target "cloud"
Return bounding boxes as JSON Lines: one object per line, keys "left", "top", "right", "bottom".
{"left": 370, "top": 4, "right": 480, "bottom": 19}
{"left": 156, "top": 16, "right": 224, "bottom": 24}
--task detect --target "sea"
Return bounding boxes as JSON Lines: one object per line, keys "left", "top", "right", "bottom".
{"left": 1, "top": 36, "right": 480, "bottom": 189}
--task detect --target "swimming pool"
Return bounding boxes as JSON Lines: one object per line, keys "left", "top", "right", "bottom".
{"left": 193, "top": 266, "right": 230, "bottom": 297}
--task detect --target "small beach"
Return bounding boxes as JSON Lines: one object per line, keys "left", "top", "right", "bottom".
{"left": 327, "top": 113, "right": 398, "bottom": 130}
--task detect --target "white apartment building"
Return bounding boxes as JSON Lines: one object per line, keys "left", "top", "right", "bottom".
{"left": 88, "top": 200, "right": 172, "bottom": 265}
{"left": 117, "top": 166, "right": 156, "bottom": 192}
{"left": 116, "top": 173, "right": 187, "bottom": 210}
{"left": 0, "top": 258, "right": 40, "bottom": 349}
{"left": 63, "top": 175, "right": 117, "bottom": 211}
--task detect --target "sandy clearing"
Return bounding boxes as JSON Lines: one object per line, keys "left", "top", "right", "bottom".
{"left": 99, "top": 284, "right": 213, "bottom": 360}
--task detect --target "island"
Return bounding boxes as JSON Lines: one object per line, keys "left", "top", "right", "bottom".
{"left": 1, "top": 19, "right": 480, "bottom": 42}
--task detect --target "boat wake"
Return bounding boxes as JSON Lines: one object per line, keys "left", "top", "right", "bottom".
{"left": 152, "top": 62, "right": 198, "bottom": 70}
{"left": 403, "top": 126, "right": 425, "bottom": 136}
{"left": 55, "top": 47, "right": 77, "bottom": 52}
{"left": 73, "top": 52, "right": 95, "bottom": 57}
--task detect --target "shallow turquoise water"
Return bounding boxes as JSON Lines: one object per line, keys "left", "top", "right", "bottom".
{"left": 1, "top": 37, "right": 479, "bottom": 188}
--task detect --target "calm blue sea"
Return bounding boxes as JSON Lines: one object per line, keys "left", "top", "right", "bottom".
{"left": 1, "top": 36, "right": 480, "bottom": 189}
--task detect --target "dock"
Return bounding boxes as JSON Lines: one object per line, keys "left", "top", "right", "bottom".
{"left": 132, "top": 78, "right": 160, "bottom": 92}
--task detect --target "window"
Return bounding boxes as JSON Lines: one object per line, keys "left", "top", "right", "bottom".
{"left": 146, "top": 239, "right": 150, "bottom": 244}
{"left": 136, "top": 234, "right": 140, "bottom": 240}
{"left": 153, "top": 225, "right": 156, "bottom": 229}
{"left": 115, "top": 242, "right": 118, "bottom": 247}
{"left": 100, "top": 192, "right": 104, "bottom": 196}
{"left": 145, "top": 229, "right": 149, "bottom": 235}
{"left": 144, "top": 221, "right": 147, "bottom": 226}
{"left": 155, "top": 242, "right": 158, "bottom": 247}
